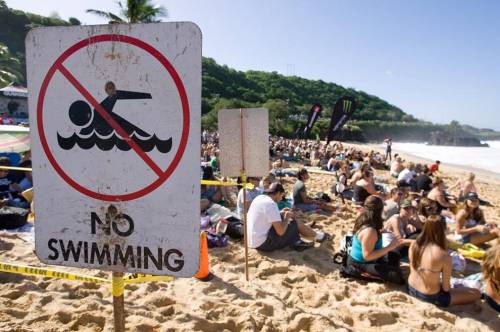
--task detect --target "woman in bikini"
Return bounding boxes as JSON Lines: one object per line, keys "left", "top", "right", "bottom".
{"left": 454, "top": 192, "right": 499, "bottom": 245}
{"left": 408, "top": 215, "right": 481, "bottom": 307}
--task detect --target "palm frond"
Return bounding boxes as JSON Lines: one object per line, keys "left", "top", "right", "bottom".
{"left": 86, "top": 9, "right": 125, "bottom": 23}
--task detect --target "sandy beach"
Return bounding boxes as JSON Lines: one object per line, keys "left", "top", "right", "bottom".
{"left": 0, "top": 143, "right": 499, "bottom": 331}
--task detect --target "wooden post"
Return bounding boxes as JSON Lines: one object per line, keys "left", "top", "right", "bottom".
{"left": 240, "top": 109, "right": 249, "bottom": 281}
{"left": 112, "top": 271, "right": 125, "bottom": 332}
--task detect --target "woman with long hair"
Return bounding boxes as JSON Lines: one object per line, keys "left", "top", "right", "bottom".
{"left": 482, "top": 245, "right": 500, "bottom": 312}
{"left": 345, "top": 195, "right": 406, "bottom": 284}
{"left": 408, "top": 215, "right": 480, "bottom": 307}
{"left": 454, "top": 192, "right": 499, "bottom": 245}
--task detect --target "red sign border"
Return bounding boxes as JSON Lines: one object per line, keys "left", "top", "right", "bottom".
{"left": 37, "top": 34, "right": 191, "bottom": 202}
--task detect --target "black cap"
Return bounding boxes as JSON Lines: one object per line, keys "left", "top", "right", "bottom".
{"left": 264, "top": 182, "right": 285, "bottom": 194}
{"left": 465, "top": 192, "right": 479, "bottom": 200}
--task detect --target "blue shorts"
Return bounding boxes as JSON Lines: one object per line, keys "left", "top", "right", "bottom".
{"left": 294, "top": 203, "right": 319, "bottom": 212}
{"left": 408, "top": 285, "right": 451, "bottom": 307}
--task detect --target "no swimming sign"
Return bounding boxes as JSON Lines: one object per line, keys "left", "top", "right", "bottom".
{"left": 26, "top": 23, "right": 201, "bottom": 276}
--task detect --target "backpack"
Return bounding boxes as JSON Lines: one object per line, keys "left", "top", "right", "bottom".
{"left": 333, "top": 234, "right": 384, "bottom": 282}
{"left": 0, "top": 206, "right": 29, "bottom": 230}
{"left": 333, "top": 235, "right": 353, "bottom": 268}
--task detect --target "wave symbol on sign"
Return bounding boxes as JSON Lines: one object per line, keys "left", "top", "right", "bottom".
{"left": 57, "top": 81, "right": 172, "bottom": 153}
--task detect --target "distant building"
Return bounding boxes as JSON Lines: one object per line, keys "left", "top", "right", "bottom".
{"left": 0, "top": 82, "right": 29, "bottom": 123}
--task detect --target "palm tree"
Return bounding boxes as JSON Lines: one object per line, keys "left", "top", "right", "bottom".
{"left": 0, "top": 43, "right": 24, "bottom": 87}
{"left": 87, "top": 0, "right": 167, "bottom": 24}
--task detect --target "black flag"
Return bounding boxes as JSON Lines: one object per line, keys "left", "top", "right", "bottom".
{"left": 326, "top": 96, "right": 357, "bottom": 144}
{"left": 300, "top": 103, "right": 322, "bottom": 138}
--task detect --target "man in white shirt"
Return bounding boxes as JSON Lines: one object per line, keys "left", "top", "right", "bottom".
{"left": 397, "top": 162, "right": 417, "bottom": 192}
{"left": 247, "top": 182, "right": 330, "bottom": 252}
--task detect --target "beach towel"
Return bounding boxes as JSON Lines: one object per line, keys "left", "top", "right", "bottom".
{"left": 448, "top": 240, "right": 486, "bottom": 259}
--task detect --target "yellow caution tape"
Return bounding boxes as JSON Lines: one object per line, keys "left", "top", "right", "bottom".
{"left": 123, "top": 273, "right": 174, "bottom": 284}
{"left": 0, "top": 166, "right": 32, "bottom": 172}
{"left": 112, "top": 274, "right": 125, "bottom": 296}
{"left": 201, "top": 180, "right": 254, "bottom": 189}
{"left": 0, "top": 262, "right": 109, "bottom": 284}
{"left": 0, "top": 262, "right": 175, "bottom": 286}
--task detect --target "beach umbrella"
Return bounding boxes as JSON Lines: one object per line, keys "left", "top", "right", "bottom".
{"left": 0, "top": 125, "right": 30, "bottom": 153}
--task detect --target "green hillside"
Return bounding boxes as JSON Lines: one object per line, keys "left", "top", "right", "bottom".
{"left": 1, "top": 2, "right": 499, "bottom": 142}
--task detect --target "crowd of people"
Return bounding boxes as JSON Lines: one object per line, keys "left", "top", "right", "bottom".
{"left": 200, "top": 131, "right": 499, "bottom": 313}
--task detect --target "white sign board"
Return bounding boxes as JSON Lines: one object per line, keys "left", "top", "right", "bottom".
{"left": 218, "top": 108, "right": 269, "bottom": 177}
{"left": 26, "top": 23, "right": 201, "bottom": 276}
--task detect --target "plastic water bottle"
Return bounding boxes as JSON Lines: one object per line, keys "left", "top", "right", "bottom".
{"left": 216, "top": 218, "right": 229, "bottom": 235}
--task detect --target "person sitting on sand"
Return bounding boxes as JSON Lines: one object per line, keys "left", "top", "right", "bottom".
{"left": 449, "top": 172, "right": 491, "bottom": 206}
{"left": 417, "top": 197, "right": 440, "bottom": 222}
{"left": 344, "top": 195, "right": 406, "bottom": 284}
{"left": 416, "top": 165, "right": 433, "bottom": 195}
{"left": 383, "top": 200, "right": 423, "bottom": 258}
{"left": 390, "top": 156, "right": 404, "bottom": 178}
{"left": 236, "top": 177, "right": 262, "bottom": 217}
{"left": 454, "top": 192, "right": 499, "bottom": 245}
{"left": 201, "top": 166, "right": 234, "bottom": 206}
{"left": 428, "top": 160, "right": 441, "bottom": 175}
{"left": 382, "top": 187, "right": 404, "bottom": 220}
{"left": 349, "top": 162, "right": 371, "bottom": 185}
{"left": 247, "top": 182, "right": 330, "bottom": 252}
{"left": 408, "top": 215, "right": 481, "bottom": 307}
{"left": 292, "top": 168, "right": 339, "bottom": 213}
{"left": 352, "top": 170, "right": 379, "bottom": 205}
{"left": 427, "top": 177, "right": 455, "bottom": 217}
{"left": 397, "top": 162, "right": 417, "bottom": 192}
{"left": 482, "top": 244, "right": 500, "bottom": 313}
{"left": 331, "top": 162, "right": 352, "bottom": 199}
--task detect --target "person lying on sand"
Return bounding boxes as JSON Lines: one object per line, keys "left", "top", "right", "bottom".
{"left": 247, "top": 182, "right": 330, "bottom": 252}
{"left": 482, "top": 244, "right": 500, "bottom": 312}
{"left": 343, "top": 195, "right": 406, "bottom": 284}
{"left": 292, "top": 168, "right": 339, "bottom": 213}
{"left": 408, "top": 215, "right": 481, "bottom": 307}
{"left": 454, "top": 192, "right": 499, "bottom": 245}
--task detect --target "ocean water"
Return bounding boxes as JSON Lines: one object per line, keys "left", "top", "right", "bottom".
{"left": 387, "top": 141, "right": 500, "bottom": 176}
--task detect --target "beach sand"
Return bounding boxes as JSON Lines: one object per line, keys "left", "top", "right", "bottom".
{"left": 0, "top": 143, "right": 499, "bottom": 331}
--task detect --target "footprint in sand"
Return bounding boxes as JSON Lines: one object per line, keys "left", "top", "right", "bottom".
{"left": 70, "top": 313, "right": 105, "bottom": 331}
{"left": 52, "top": 311, "right": 73, "bottom": 325}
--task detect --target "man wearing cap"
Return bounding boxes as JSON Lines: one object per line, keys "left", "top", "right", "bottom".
{"left": 383, "top": 199, "right": 423, "bottom": 257}
{"left": 247, "top": 182, "right": 330, "bottom": 252}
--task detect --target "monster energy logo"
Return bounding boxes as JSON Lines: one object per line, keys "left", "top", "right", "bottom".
{"left": 343, "top": 99, "right": 352, "bottom": 112}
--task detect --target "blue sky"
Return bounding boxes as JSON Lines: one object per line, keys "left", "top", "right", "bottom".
{"left": 7, "top": 0, "right": 500, "bottom": 130}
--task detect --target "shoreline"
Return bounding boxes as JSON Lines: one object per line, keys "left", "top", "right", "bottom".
{"left": 344, "top": 141, "right": 500, "bottom": 181}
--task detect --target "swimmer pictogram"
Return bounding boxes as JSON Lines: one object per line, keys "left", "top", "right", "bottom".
{"left": 57, "top": 81, "right": 172, "bottom": 153}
